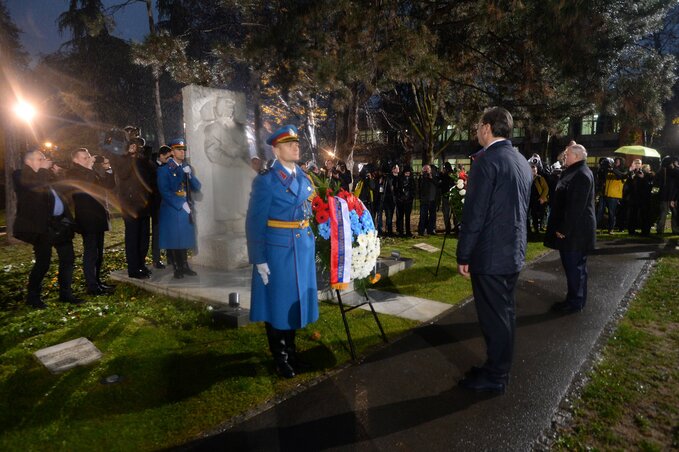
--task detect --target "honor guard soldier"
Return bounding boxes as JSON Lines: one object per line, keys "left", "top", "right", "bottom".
{"left": 157, "top": 138, "right": 202, "bottom": 279}
{"left": 245, "top": 124, "right": 318, "bottom": 378}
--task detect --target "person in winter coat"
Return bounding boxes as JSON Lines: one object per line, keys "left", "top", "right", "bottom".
{"left": 157, "top": 139, "right": 202, "bottom": 279}
{"left": 246, "top": 125, "right": 318, "bottom": 379}
{"left": 544, "top": 143, "right": 596, "bottom": 314}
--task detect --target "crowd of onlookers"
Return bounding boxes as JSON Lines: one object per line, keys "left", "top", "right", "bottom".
{"left": 302, "top": 159, "right": 468, "bottom": 238}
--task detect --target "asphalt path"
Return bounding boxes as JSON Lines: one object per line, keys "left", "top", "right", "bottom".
{"left": 180, "top": 238, "right": 662, "bottom": 451}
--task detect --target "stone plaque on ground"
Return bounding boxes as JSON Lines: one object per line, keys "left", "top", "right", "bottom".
{"left": 34, "top": 337, "right": 102, "bottom": 374}
{"left": 412, "top": 242, "right": 440, "bottom": 253}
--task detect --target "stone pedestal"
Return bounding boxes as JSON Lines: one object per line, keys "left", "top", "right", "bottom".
{"left": 182, "top": 84, "right": 254, "bottom": 270}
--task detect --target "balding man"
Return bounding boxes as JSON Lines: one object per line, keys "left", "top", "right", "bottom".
{"left": 13, "top": 150, "right": 83, "bottom": 308}
{"left": 544, "top": 143, "right": 596, "bottom": 314}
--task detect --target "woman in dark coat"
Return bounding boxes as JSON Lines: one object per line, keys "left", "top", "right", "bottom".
{"left": 544, "top": 143, "right": 596, "bottom": 313}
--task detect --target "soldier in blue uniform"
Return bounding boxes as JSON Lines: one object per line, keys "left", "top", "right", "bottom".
{"left": 246, "top": 124, "right": 318, "bottom": 378}
{"left": 157, "top": 138, "right": 202, "bottom": 279}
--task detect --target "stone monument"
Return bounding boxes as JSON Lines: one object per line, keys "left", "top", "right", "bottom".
{"left": 182, "top": 85, "right": 255, "bottom": 270}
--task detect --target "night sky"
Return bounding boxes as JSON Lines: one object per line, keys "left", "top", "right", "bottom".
{"left": 7, "top": 0, "right": 153, "bottom": 62}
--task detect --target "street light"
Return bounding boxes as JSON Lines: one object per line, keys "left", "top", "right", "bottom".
{"left": 13, "top": 101, "right": 36, "bottom": 124}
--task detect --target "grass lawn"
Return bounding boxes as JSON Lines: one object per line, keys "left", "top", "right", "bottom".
{"left": 373, "top": 233, "right": 549, "bottom": 304}
{"left": 554, "top": 242, "right": 679, "bottom": 450}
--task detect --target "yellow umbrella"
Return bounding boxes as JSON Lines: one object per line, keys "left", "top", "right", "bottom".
{"left": 613, "top": 145, "right": 661, "bottom": 158}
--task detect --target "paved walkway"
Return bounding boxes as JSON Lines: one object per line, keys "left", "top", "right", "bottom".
{"left": 180, "top": 238, "right": 664, "bottom": 451}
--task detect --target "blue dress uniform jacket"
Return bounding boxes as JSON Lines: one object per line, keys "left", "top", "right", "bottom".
{"left": 456, "top": 140, "right": 532, "bottom": 274}
{"left": 157, "top": 158, "right": 202, "bottom": 250}
{"left": 246, "top": 160, "right": 319, "bottom": 330}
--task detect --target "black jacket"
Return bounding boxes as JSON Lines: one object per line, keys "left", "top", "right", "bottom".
{"left": 13, "top": 166, "right": 73, "bottom": 244}
{"left": 544, "top": 159, "right": 596, "bottom": 252}
{"left": 66, "top": 164, "right": 115, "bottom": 233}
{"left": 110, "top": 153, "right": 156, "bottom": 218}
{"left": 456, "top": 139, "right": 532, "bottom": 274}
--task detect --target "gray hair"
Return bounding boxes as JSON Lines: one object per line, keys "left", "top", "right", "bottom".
{"left": 568, "top": 144, "right": 587, "bottom": 159}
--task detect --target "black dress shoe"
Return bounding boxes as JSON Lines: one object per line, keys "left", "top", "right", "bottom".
{"left": 60, "top": 296, "right": 85, "bottom": 305}
{"left": 459, "top": 373, "right": 506, "bottom": 394}
{"left": 27, "top": 299, "right": 47, "bottom": 309}
{"left": 129, "top": 270, "right": 150, "bottom": 280}
{"left": 140, "top": 267, "right": 152, "bottom": 276}
{"left": 551, "top": 301, "right": 583, "bottom": 314}
{"left": 274, "top": 361, "right": 296, "bottom": 379}
{"left": 153, "top": 262, "right": 166, "bottom": 269}
{"left": 98, "top": 282, "right": 116, "bottom": 291}
{"left": 182, "top": 267, "right": 197, "bottom": 276}
{"left": 173, "top": 270, "right": 184, "bottom": 279}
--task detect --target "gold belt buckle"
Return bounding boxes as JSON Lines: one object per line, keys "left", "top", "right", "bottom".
{"left": 299, "top": 220, "right": 305, "bottom": 228}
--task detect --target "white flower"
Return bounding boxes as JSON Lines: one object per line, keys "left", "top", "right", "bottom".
{"left": 456, "top": 179, "right": 465, "bottom": 189}
{"left": 459, "top": 189, "right": 466, "bottom": 196}
{"left": 461, "top": 198, "right": 465, "bottom": 204}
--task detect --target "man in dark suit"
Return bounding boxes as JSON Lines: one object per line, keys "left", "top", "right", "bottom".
{"left": 67, "top": 148, "right": 116, "bottom": 295}
{"left": 109, "top": 138, "right": 156, "bottom": 279}
{"left": 544, "top": 143, "right": 596, "bottom": 313}
{"left": 456, "top": 107, "right": 532, "bottom": 394}
{"left": 13, "top": 150, "right": 84, "bottom": 308}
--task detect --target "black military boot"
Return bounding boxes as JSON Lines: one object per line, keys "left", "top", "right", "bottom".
{"left": 179, "top": 250, "right": 197, "bottom": 276}
{"left": 284, "top": 330, "right": 311, "bottom": 372}
{"left": 265, "top": 323, "right": 295, "bottom": 378}
{"left": 170, "top": 250, "right": 183, "bottom": 279}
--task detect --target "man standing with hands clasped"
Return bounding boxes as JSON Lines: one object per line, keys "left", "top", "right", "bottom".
{"left": 456, "top": 107, "right": 532, "bottom": 394}
{"left": 246, "top": 124, "right": 318, "bottom": 379}
{"left": 544, "top": 143, "right": 596, "bottom": 314}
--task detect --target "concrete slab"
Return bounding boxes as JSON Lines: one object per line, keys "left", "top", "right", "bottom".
{"left": 330, "top": 289, "right": 452, "bottom": 322}
{"left": 179, "top": 239, "right": 662, "bottom": 451}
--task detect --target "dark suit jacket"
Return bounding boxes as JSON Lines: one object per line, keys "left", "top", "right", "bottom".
{"left": 109, "top": 153, "right": 156, "bottom": 218}
{"left": 544, "top": 159, "right": 596, "bottom": 252}
{"left": 456, "top": 139, "right": 532, "bottom": 274}
{"left": 13, "top": 166, "right": 73, "bottom": 244}
{"left": 66, "top": 164, "right": 115, "bottom": 233}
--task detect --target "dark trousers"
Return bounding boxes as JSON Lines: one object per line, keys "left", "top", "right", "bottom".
{"left": 151, "top": 210, "right": 161, "bottom": 264}
{"left": 28, "top": 233, "right": 75, "bottom": 302}
{"left": 395, "top": 200, "right": 413, "bottom": 235}
{"left": 470, "top": 272, "right": 520, "bottom": 379}
{"left": 418, "top": 200, "right": 437, "bottom": 234}
{"left": 559, "top": 250, "right": 588, "bottom": 309}
{"left": 123, "top": 215, "right": 150, "bottom": 276}
{"left": 442, "top": 197, "right": 452, "bottom": 234}
{"left": 384, "top": 203, "right": 395, "bottom": 234}
{"left": 82, "top": 231, "right": 105, "bottom": 290}
{"left": 597, "top": 196, "right": 620, "bottom": 231}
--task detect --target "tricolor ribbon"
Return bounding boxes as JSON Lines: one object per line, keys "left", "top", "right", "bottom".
{"left": 328, "top": 196, "right": 353, "bottom": 290}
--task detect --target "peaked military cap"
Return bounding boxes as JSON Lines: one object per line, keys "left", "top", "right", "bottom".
{"left": 266, "top": 125, "right": 299, "bottom": 146}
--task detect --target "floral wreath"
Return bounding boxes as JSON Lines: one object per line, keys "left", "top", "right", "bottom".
{"left": 310, "top": 177, "right": 381, "bottom": 290}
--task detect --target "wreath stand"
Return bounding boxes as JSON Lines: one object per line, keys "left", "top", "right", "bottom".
{"left": 435, "top": 207, "right": 456, "bottom": 276}
{"left": 334, "top": 288, "right": 388, "bottom": 361}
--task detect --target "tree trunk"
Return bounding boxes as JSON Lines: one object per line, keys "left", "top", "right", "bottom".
{"left": 334, "top": 84, "right": 360, "bottom": 166}
{"left": 146, "top": 0, "right": 165, "bottom": 145}
{"left": 4, "top": 125, "right": 20, "bottom": 243}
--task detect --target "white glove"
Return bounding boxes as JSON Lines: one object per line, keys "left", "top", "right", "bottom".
{"left": 182, "top": 202, "right": 191, "bottom": 214}
{"left": 256, "top": 263, "right": 271, "bottom": 285}
{"left": 183, "top": 165, "right": 192, "bottom": 175}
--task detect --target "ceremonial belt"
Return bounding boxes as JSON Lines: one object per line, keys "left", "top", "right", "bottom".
{"left": 175, "top": 190, "right": 186, "bottom": 197}
{"left": 267, "top": 219, "right": 309, "bottom": 229}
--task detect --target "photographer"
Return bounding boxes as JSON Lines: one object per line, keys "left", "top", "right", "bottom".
{"left": 418, "top": 164, "right": 438, "bottom": 236}
{"left": 655, "top": 155, "right": 679, "bottom": 234}
{"left": 596, "top": 156, "right": 626, "bottom": 233}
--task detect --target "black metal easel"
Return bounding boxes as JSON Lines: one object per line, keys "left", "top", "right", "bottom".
{"left": 435, "top": 208, "right": 455, "bottom": 276}
{"left": 335, "top": 288, "right": 388, "bottom": 361}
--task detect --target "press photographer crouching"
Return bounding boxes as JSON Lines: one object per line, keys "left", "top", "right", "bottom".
{"left": 12, "top": 150, "right": 84, "bottom": 309}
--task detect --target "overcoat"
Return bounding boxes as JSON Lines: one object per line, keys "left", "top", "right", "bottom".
{"left": 456, "top": 139, "right": 532, "bottom": 274}
{"left": 544, "top": 159, "right": 596, "bottom": 252}
{"left": 245, "top": 160, "right": 319, "bottom": 330}
{"left": 66, "top": 164, "right": 115, "bottom": 233}
{"left": 13, "top": 166, "right": 73, "bottom": 245}
{"left": 157, "top": 158, "right": 202, "bottom": 250}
